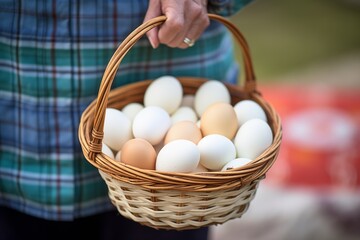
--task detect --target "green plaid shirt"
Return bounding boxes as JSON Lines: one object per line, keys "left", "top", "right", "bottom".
{"left": 0, "top": 0, "right": 252, "bottom": 220}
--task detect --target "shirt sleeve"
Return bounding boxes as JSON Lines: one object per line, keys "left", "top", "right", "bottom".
{"left": 207, "top": 0, "right": 254, "bottom": 16}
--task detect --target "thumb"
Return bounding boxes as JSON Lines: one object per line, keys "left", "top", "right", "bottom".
{"left": 144, "top": 0, "right": 162, "bottom": 49}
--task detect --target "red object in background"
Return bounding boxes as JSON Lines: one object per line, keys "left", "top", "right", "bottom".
{"left": 259, "top": 84, "right": 360, "bottom": 190}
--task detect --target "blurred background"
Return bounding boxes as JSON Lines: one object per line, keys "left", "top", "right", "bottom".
{"left": 210, "top": 0, "right": 360, "bottom": 239}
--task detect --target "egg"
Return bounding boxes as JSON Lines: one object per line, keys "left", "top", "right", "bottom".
{"left": 153, "top": 140, "right": 164, "bottom": 154}
{"left": 171, "top": 106, "right": 198, "bottom": 124}
{"left": 132, "top": 106, "right": 171, "bottom": 145}
{"left": 234, "top": 100, "right": 267, "bottom": 126}
{"left": 200, "top": 102, "right": 239, "bottom": 140}
{"left": 103, "top": 108, "right": 132, "bottom": 151}
{"left": 194, "top": 80, "right": 231, "bottom": 117}
{"left": 221, "top": 158, "right": 252, "bottom": 171}
{"left": 196, "top": 120, "right": 201, "bottom": 128}
{"left": 197, "top": 134, "right": 236, "bottom": 171}
{"left": 144, "top": 75, "right": 183, "bottom": 114}
{"left": 122, "top": 102, "right": 144, "bottom": 121}
{"left": 180, "top": 94, "right": 195, "bottom": 108}
{"left": 121, "top": 138, "right": 157, "bottom": 170}
{"left": 164, "top": 120, "right": 202, "bottom": 144}
{"left": 102, "top": 143, "right": 115, "bottom": 159}
{"left": 115, "top": 151, "right": 121, "bottom": 162}
{"left": 156, "top": 140, "right": 200, "bottom": 173}
{"left": 234, "top": 119, "right": 273, "bottom": 159}
{"left": 193, "top": 163, "right": 209, "bottom": 173}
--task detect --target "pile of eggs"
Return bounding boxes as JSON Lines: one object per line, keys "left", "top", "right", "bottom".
{"left": 101, "top": 75, "right": 273, "bottom": 173}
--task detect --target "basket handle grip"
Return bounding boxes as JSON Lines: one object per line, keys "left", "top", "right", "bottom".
{"left": 88, "top": 14, "right": 256, "bottom": 156}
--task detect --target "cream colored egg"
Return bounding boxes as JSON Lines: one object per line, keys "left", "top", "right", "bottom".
{"left": 156, "top": 140, "right": 200, "bottom": 173}
{"left": 234, "top": 119, "right": 273, "bottom": 159}
{"left": 144, "top": 75, "right": 183, "bottom": 114}
{"left": 197, "top": 134, "right": 236, "bottom": 171}
{"left": 164, "top": 120, "right": 202, "bottom": 144}
{"left": 122, "top": 103, "right": 144, "bottom": 121}
{"left": 194, "top": 80, "right": 230, "bottom": 117}
{"left": 171, "top": 106, "right": 198, "bottom": 124}
{"left": 103, "top": 108, "right": 132, "bottom": 152}
{"left": 221, "top": 158, "right": 252, "bottom": 171}
{"left": 132, "top": 106, "right": 171, "bottom": 145}
{"left": 234, "top": 100, "right": 267, "bottom": 126}
{"left": 200, "top": 102, "right": 239, "bottom": 140}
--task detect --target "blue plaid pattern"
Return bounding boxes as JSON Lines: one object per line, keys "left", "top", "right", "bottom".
{"left": 0, "top": 0, "right": 252, "bottom": 220}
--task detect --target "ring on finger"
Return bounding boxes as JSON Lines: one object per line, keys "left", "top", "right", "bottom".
{"left": 183, "top": 37, "right": 195, "bottom": 47}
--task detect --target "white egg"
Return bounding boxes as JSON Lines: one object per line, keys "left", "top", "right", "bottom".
{"left": 122, "top": 103, "right": 144, "bottom": 121}
{"left": 144, "top": 75, "right": 183, "bottom": 114}
{"left": 132, "top": 106, "right": 171, "bottom": 145}
{"left": 181, "top": 94, "right": 195, "bottom": 108}
{"left": 197, "top": 134, "right": 236, "bottom": 171}
{"left": 103, "top": 108, "right": 132, "bottom": 151}
{"left": 102, "top": 143, "right": 115, "bottom": 159}
{"left": 171, "top": 106, "right": 198, "bottom": 124}
{"left": 194, "top": 80, "right": 231, "bottom": 117}
{"left": 156, "top": 140, "right": 200, "bottom": 173}
{"left": 221, "top": 158, "right": 252, "bottom": 171}
{"left": 193, "top": 163, "right": 209, "bottom": 173}
{"left": 234, "top": 119, "right": 273, "bottom": 159}
{"left": 234, "top": 100, "right": 267, "bottom": 126}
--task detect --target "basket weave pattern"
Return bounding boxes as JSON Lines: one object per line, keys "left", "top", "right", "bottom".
{"left": 100, "top": 171, "right": 261, "bottom": 230}
{"left": 78, "top": 14, "right": 282, "bottom": 230}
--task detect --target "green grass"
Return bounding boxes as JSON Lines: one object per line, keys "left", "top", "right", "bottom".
{"left": 230, "top": 0, "right": 360, "bottom": 81}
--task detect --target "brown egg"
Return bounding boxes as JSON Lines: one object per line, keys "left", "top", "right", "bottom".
{"left": 164, "top": 120, "right": 202, "bottom": 144}
{"left": 200, "top": 102, "right": 239, "bottom": 139}
{"left": 121, "top": 138, "right": 156, "bottom": 170}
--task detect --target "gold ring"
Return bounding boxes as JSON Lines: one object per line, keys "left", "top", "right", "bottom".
{"left": 183, "top": 37, "right": 195, "bottom": 47}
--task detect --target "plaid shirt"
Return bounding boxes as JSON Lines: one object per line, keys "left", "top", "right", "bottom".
{"left": 0, "top": 0, "right": 252, "bottom": 220}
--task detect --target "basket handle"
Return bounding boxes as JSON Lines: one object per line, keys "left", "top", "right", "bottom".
{"left": 88, "top": 14, "right": 256, "bottom": 157}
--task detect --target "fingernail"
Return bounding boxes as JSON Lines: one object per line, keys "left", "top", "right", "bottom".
{"left": 149, "top": 37, "right": 157, "bottom": 49}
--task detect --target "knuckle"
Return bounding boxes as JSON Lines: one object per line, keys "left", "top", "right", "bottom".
{"left": 170, "top": 18, "right": 184, "bottom": 31}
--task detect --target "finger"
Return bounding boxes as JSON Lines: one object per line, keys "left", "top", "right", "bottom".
{"left": 159, "top": 1, "right": 209, "bottom": 48}
{"left": 178, "top": 14, "right": 209, "bottom": 49}
{"left": 158, "top": 5, "right": 186, "bottom": 48}
{"left": 144, "top": 0, "right": 162, "bottom": 48}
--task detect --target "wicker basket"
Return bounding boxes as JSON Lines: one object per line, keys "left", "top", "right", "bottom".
{"left": 78, "top": 14, "right": 282, "bottom": 230}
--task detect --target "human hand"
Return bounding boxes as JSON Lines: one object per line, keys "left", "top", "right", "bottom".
{"left": 144, "top": 0, "right": 209, "bottom": 49}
